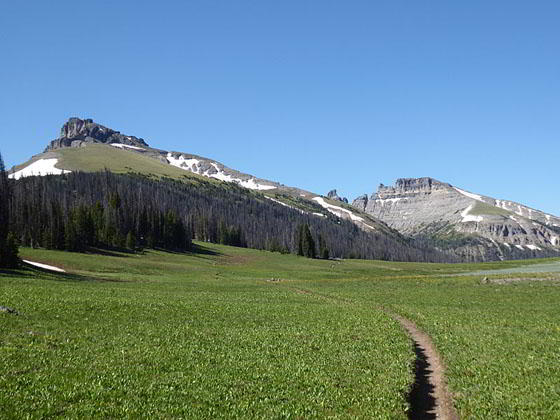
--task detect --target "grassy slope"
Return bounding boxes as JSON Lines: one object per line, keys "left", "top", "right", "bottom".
{"left": 57, "top": 145, "right": 212, "bottom": 183}
{"left": 470, "top": 200, "right": 512, "bottom": 217}
{"left": 12, "top": 144, "right": 223, "bottom": 186}
{"left": 2, "top": 245, "right": 560, "bottom": 418}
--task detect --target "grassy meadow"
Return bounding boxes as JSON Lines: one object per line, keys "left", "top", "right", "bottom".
{"left": 1, "top": 243, "right": 559, "bottom": 418}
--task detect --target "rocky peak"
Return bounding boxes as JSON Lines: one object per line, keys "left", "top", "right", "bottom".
{"left": 45, "top": 118, "right": 149, "bottom": 152}
{"left": 377, "top": 177, "right": 451, "bottom": 198}
{"left": 353, "top": 176, "right": 560, "bottom": 261}
{"left": 327, "top": 189, "right": 348, "bottom": 204}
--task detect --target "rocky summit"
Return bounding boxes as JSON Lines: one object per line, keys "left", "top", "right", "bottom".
{"left": 327, "top": 189, "right": 348, "bottom": 203}
{"left": 353, "top": 177, "right": 560, "bottom": 261}
{"left": 45, "top": 118, "right": 149, "bottom": 152}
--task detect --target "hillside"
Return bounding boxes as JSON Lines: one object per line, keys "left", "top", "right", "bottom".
{"left": 7, "top": 118, "right": 452, "bottom": 262}
{"left": 10, "top": 118, "right": 393, "bottom": 234}
{"left": 9, "top": 117, "right": 560, "bottom": 262}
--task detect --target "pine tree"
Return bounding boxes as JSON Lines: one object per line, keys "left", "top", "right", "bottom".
{"left": 299, "top": 224, "right": 316, "bottom": 259}
{"left": 297, "top": 224, "right": 304, "bottom": 256}
{"left": 0, "top": 150, "right": 19, "bottom": 268}
{"left": 126, "top": 230, "right": 137, "bottom": 250}
{"left": 318, "top": 234, "right": 330, "bottom": 260}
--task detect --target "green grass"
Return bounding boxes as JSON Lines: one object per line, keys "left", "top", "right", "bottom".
{"left": 57, "top": 144, "right": 211, "bottom": 182}
{"left": 2, "top": 244, "right": 560, "bottom": 418}
{"left": 470, "top": 201, "right": 512, "bottom": 217}
{"left": 13, "top": 144, "right": 224, "bottom": 187}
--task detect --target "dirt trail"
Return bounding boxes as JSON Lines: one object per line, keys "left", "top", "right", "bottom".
{"left": 280, "top": 284, "right": 459, "bottom": 419}
{"left": 388, "top": 311, "right": 459, "bottom": 420}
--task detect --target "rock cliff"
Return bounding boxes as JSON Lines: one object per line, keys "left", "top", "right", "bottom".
{"left": 45, "top": 118, "right": 149, "bottom": 151}
{"left": 327, "top": 189, "right": 348, "bottom": 203}
{"left": 353, "top": 177, "right": 560, "bottom": 261}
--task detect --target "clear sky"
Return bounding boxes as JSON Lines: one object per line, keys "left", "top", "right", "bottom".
{"left": 1, "top": 1, "right": 559, "bottom": 215}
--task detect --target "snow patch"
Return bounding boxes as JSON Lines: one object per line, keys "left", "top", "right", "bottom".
{"left": 167, "top": 154, "right": 201, "bottom": 173}
{"left": 551, "top": 236, "right": 559, "bottom": 246}
{"left": 167, "top": 154, "right": 276, "bottom": 191}
{"left": 526, "top": 244, "right": 541, "bottom": 251}
{"left": 207, "top": 164, "right": 276, "bottom": 190}
{"left": 110, "top": 143, "right": 145, "bottom": 151}
{"left": 266, "top": 197, "right": 298, "bottom": 211}
{"left": 460, "top": 204, "right": 483, "bottom": 223}
{"left": 454, "top": 187, "right": 483, "bottom": 202}
{"left": 489, "top": 239, "right": 504, "bottom": 260}
{"left": 240, "top": 178, "right": 276, "bottom": 191}
{"left": 515, "top": 245, "right": 524, "bottom": 250}
{"left": 9, "top": 159, "right": 71, "bottom": 180}
{"left": 265, "top": 197, "right": 326, "bottom": 219}
{"left": 23, "top": 260, "right": 66, "bottom": 273}
{"left": 503, "top": 243, "right": 511, "bottom": 249}
{"left": 312, "top": 197, "right": 365, "bottom": 222}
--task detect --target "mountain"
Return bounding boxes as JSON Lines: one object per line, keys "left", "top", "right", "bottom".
{"left": 10, "top": 117, "right": 399, "bottom": 233}
{"left": 353, "top": 177, "right": 560, "bottom": 261}
{"left": 8, "top": 118, "right": 452, "bottom": 262}
{"left": 10, "top": 118, "right": 559, "bottom": 262}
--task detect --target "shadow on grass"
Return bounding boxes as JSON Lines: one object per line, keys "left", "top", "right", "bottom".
{"left": 190, "top": 243, "right": 221, "bottom": 256}
{"left": 90, "top": 243, "right": 221, "bottom": 257}
{"left": 84, "top": 247, "right": 136, "bottom": 257}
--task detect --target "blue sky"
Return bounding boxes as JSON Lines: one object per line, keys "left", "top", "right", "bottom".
{"left": 1, "top": 1, "right": 559, "bottom": 215}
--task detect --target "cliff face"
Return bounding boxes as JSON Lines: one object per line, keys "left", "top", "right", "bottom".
{"left": 353, "top": 177, "right": 560, "bottom": 261}
{"left": 45, "top": 118, "right": 149, "bottom": 151}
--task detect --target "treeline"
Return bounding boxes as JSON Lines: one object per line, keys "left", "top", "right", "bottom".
{"left": 8, "top": 171, "right": 456, "bottom": 262}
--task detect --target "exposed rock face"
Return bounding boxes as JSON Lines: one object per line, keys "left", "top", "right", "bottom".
{"left": 353, "top": 194, "right": 368, "bottom": 210}
{"left": 45, "top": 118, "right": 149, "bottom": 151}
{"left": 353, "top": 177, "right": 560, "bottom": 261}
{"left": 327, "top": 189, "right": 348, "bottom": 203}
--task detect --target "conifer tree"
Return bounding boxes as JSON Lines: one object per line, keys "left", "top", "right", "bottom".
{"left": 318, "top": 234, "right": 330, "bottom": 260}
{"left": 299, "top": 224, "right": 315, "bottom": 258}
{"left": 0, "top": 151, "right": 19, "bottom": 267}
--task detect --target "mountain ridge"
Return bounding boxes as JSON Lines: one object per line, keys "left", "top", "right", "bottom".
{"left": 9, "top": 117, "right": 560, "bottom": 262}
{"left": 353, "top": 177, "right": 560, "bottom": 260}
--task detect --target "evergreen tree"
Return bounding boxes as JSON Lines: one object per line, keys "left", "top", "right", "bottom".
{"left": 297, "top": 224, "right": 304, "bottom": 256}
{"left": 0, "top": 151, "right": 19, "bottom": 268}
{"left": 126, "top": 230, "right": 137, "bottom": 250}
{"left": 299, "top": 224, "right": 315, "bottom": 259}
{"left": 318, "top": 234, "right": 330, "bottom": 260}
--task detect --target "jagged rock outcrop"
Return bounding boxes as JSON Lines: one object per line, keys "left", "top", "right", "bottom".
{"left": 327, "top": 189, "right": 348, "bottom": 203}
{"left": 353, "top": 177, "right": 560, "bottom": 261}
{"left": 45, "top": 118, "right": 149, "bottom": 151}
{"left": 353, "top": 194, "right": 368, "bottom": 210}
